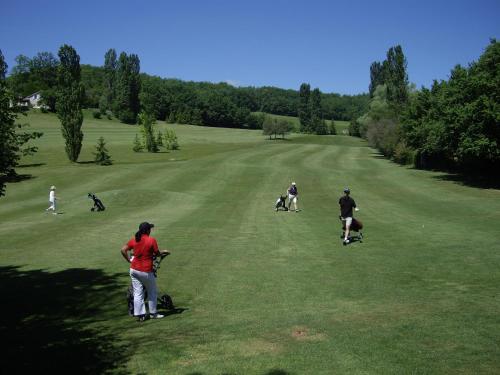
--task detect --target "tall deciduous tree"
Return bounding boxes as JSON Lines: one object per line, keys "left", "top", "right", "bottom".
{"left": 101, "top": 48, "right": 116, "bottom": 113}
{"left": 310, "top": 88, "right": 327, "bottom": 134}
{"left": 114, "top": 52, "right": 141, "bottom": 124}
{"left": 369, "top": 61, "right": 385, "bottom": 98}
{"left": 56, "top": 44, "right": 84, "bottom": 162}
{"left": 384, "top": 45, "right": 409, "bottom": 112}
{"left": 0, "top": 50, "right": 43, "bottom": 196}
{"left": 298, "top": 83, "right": 311, "bottom": 133}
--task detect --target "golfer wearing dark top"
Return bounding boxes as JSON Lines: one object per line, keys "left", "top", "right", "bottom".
{"left": 287, "top": 182, "right": 298, "bottom": 212}
{"left": 339, "top": 187, "right": 358, "bottom": 244}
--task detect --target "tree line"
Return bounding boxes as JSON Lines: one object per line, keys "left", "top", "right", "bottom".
{"left": 352, "top": 40, "right": 500, "bottom": 177}
{"left": 5, "top": 48, "right": 368, "bottom": 129}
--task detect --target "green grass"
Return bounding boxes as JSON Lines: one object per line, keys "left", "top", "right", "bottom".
{"left": 2, "top": 110, "right": 500, "bottom": 374}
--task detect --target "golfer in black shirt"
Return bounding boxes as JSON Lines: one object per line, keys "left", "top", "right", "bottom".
{"left": 339, "top": 187, "right": 358, "bottom": 244}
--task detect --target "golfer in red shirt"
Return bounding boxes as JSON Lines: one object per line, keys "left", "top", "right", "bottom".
{"left": 121, "top": 222, "right": 170, "bottom": 321}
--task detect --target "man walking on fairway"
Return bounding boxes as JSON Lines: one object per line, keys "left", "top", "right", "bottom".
{"left": 46, "top": 185, "right": 58, "bottom": 214}
{"left": 287, "top": 182, "right": 298, "bottom": 212}
{"left": 339, "top": 187, "right": 358, "bottom": 244}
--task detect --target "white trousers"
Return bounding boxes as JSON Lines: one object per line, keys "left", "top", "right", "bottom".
{"left": 47, "top": 200, "right": 56, "bottom": 211}
{"left": 130, "top": 269, "right": 158, "bottom": 316}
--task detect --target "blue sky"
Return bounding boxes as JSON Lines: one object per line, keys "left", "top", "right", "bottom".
{"left": 1, "top": 0, "right": 498, "bottom": 94}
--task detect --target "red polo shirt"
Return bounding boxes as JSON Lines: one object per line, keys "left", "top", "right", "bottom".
{"left": 127, "top": 234, "right": 159, "bottom": 272}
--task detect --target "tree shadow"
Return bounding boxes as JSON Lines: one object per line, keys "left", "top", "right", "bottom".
{"left": 0, "top": 266, "right": 130, "bottom": 374}
{"left": 187, "top": 368, "right": 291, "bottom": 375}
{"left": 18, "top": 162, "right": 46, "bottom": 168}
{"left": 1, "top": 173, "right": 35, "bottom": 187}
{"left": 431, "top": 172, "right": 500, "bottom": 190}
{"left": 77, "top": 160, "right": 96, "bottom": 165}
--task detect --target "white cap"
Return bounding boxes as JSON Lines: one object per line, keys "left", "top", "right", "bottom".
{"left": 50, "top": 185, "right": 56, "bottom": 190}
{"left": 292, "top": 182, "right": 296, "bottom": 185}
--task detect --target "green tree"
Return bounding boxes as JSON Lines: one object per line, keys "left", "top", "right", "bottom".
{"left": 330, "top": 119, "right": 337, "bottom": 135}
{"left": 401, "top": 39, "right": 500, "bottom": 172}
{"left": 310, "top": 88, "right": 327, "bottom": 134}
{"left": 8, "top": 52, "right": 59, "bottom": 111}
{"left": 0, "top": 50, "right": 43, "bottom": 196}
{"left": 93, "top": 136, "right": 112, "bottom": 165}
{"left": 384, "top": 45, "right": 409, "bottom": 113}
{"left": 138, "top": 112, "right": 158, "bottom": 152}
{"left": 298, "top": 83, "right": 311, "bottom": 132}
{"left": 369, "top": 61, "right": 385, "bottom": 98}
{"left": 56, "top": 44, "right": 85, "bottom": 162}
{"left": 276, "top": 119, "right": 293, "bottom": 139}
{"left": 164, "top": 128, "right": 179, "bottom": 150}
{"left": 156, "top": 131, "right": 164, "bottom": 148}
{"left": 132, "top": 134, "right": 143, "bottom": 152}
{"left": 114, "top": 52, "right": 141, "bottom": 124}
{"left": 101, "top": 48, "right": 116, "bottom": 113}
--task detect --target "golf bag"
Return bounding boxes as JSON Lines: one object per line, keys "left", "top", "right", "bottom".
{"left": 339, "top": 216, "right": 363, "bottom": 243}
{"left": 275, "top": 195, "right": 289, "bottom": 211}
{"left": 127, "top": 252, "right": 175, "bottom": 316}
{"left": 88, "top": 193, "right": 105, "bottom": 212}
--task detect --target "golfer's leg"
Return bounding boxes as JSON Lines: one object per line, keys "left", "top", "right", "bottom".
{"left": 344, "top": 217, "right": 352, "bottom": 241}
{"left": 130, "top": 270, "right": 146, "bottom": 316}
{"left": 144, "top": 272, "right": 158, "bottom": 314}
{"left": 293, "top": 196, "right": 298, "bottom": 211}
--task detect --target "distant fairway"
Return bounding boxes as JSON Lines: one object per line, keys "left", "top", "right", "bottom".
{"left": 252, "top": 111, "right": 350, "bottom": 134}
{"left": 1, "top": 111, "right": 500, "bottom": 374}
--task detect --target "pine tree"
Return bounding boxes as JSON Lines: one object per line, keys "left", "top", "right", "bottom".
{"left": 93, "top": 137, "right": 112, "bottom": 165}
{"left": 164, "top": 129, "right": 179, "bottom": 150}
{"left": 56, "top": 44, "right": 84, "bottom": 162}
{"left": 156, "top": 131, "right": 164, "bottom": 147}
{"left": 132, "top": 134, "right": 143, "bottom": 152}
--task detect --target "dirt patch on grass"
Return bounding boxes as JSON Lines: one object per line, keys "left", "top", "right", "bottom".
{"left": 291, "top": 326, "right": 327, "bottom": 342}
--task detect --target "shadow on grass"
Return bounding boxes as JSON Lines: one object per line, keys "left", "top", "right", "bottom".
{"left": 18, "top": 162, "right": 46, "bottom": 168}
{"left": 186, "top": 369, "right": 291, "bottom": 375}
{"left": 77, "top": 160, "right": 96, "bottom": 165}
{"left": 0, "top": 266, "right": 130, "bottom": 374}
{"left": 431, "top": 173, "right": 500, "bottom": 190}
{"left": 1, "top": 173, "right": 35, "bottom": 184}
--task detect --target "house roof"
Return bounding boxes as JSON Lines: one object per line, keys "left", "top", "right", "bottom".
{"left": 24, "top": 91, "right": 41, "bottom": 100}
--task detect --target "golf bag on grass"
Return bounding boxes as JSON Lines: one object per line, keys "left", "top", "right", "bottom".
{"left": 88, "top": 193, "right": 105, "bottom": 212}
{"left": 275, "top": 195, "right": 289, "bottom": 211}
{"left": 340, "top": 216, "right": 363, "bottom": 243}
{"left": 127, "top": 252, "right": 175, "bottom": 316}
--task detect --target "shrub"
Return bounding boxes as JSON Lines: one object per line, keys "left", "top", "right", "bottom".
{"left": 92, "top": 110, "right": 101, "bottom": 119}
{"left": 93, "top": 137, "right": 112, "bottom": 165}
{"left": 132, "top": 134, "right": 143, "bottom": 152}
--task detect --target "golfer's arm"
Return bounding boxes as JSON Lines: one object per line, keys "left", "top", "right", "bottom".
{"left": 121, "top": 245, "right": 131, "bottom": 263}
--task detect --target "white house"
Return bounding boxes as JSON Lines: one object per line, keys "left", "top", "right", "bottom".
{"left": 24, "top": 91, "right": 43, "bottom": 108}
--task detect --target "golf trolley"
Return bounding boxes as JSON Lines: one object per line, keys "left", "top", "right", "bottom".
{"left": 127, "top": 252, "right": 175, "bottom": 316}
{"left": 275, "top": 195, "right": 289, "bottom": 211}
{"left": 340, "top": 216, "right": 363, "bottom": 245}
{"left": 88, "top": 193, "right": 105, "bottom": 212}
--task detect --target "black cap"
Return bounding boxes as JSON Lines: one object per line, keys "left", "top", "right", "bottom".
{"left": 139, "top": 222, "right": 154, "bottom": 231}
{"left": 344, "top": 187, "right": 350, "bottom": 193}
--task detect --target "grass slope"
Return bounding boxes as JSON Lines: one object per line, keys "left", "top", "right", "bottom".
{"left": 1, "top": 110, "right": 499, "bottom": 374}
